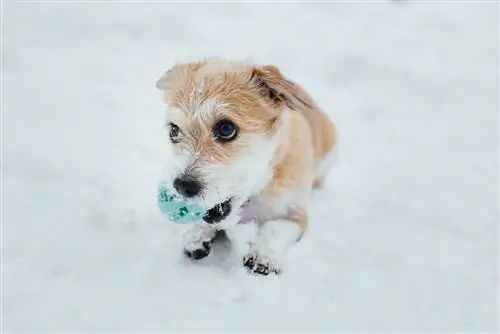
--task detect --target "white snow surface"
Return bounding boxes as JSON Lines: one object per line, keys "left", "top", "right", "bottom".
{"left": 2, "top": 1, "right": 498, "bottom": 332}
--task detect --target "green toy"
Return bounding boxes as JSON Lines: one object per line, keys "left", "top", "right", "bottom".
{"left": 157, "top": 184, "right": 205, "bottom": 224}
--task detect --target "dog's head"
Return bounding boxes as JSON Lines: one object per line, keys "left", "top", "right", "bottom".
{"left": 156, "top": 59, "right": 295, "bottom": 217}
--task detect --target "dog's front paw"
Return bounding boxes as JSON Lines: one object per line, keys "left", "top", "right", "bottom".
{"left": 182, "top": 223, "right": 218, "bottom": 261}
{"left": 243, "top": 251, "right": 281, "bottom": 276}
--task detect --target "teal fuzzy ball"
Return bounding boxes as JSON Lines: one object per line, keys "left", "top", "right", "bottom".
{"left": 157, "top": 184, "right": 206, "bottom": 224}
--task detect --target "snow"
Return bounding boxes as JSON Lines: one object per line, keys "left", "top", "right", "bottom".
{"left": 2, "top": 1, "right": 498, "bottom": 332}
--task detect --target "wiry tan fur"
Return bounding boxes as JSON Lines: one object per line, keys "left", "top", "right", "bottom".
{"left": 156, "top": 58, "right": 337, "bottom": 273}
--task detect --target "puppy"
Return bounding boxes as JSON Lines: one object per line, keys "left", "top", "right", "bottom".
{"left": 156, "top": 59, "right": 338, "bottom": 275}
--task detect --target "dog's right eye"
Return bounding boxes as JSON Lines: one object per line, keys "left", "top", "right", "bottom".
{"left": 168, "top": 123, "right": 181, "bottom": 143}
{"left": 213, "top": 120, "right": 238, "bottom": 142}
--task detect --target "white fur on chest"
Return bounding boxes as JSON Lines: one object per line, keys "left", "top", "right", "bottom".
{"left": 250, "top": 190, "right": 300, "bottom": 223}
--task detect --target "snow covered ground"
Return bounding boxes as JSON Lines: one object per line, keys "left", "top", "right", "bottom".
{"left": 2, "top": 1, "right": 498, "bottom": 332}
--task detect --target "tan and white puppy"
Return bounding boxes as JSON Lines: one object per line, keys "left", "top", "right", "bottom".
{"left": 156, "top": 59, "right": 337, "bottom": 275}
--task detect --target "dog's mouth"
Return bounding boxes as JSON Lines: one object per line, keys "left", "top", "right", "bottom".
{"left": 203, "top": 198, "right": 232, "bottom": 224}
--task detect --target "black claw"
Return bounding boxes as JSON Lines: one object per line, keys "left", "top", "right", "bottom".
{"left": 184, "top": 242, "right": 211, "bottom": 260}
{"left": 254, "top": 263, "right": 270, "bottom": 276}
{"left": 191, "top": 248, "right": 209, "bottom": 260}
{"left": 243, "top": 255, "right": 280, "bottom": 276}
{"left": 243, "top": 256, "right": 255, "bottom": 269}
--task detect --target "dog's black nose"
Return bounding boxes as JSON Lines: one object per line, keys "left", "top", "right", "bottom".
{"left": 173, "top": 177, "right": 202, "bottom": 198}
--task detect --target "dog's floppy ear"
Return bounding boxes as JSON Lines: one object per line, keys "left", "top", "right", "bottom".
{"left": 250, "top": 65, "right": 314, "bottom": 110}
{"left": 250, "top": 65, "right": 288, "bottom": 106}
{"left": 155, "top": 63, "right": 189, "bottom": 90}
{"left": 156, "top": 68, "right": 174, "bottom": 90}
{"left": 156, "top": 61, "right": 206, "bottom": 91}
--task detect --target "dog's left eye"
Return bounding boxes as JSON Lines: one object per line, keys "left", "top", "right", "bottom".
{"left": 168, "top": 123, "right": 181, "bottom": 143}
{"left": 213, "top": 120, "right": 238, "bottom": 142}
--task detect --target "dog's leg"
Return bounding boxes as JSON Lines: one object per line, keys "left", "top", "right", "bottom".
{"left": 313, "top": 148, "right": 337, "bottom": 189}
{"left": 243, "top": 215, "right": 305, "bottom": 275}
{"left": 182, "top": 222, "right": 219, "bottom": 260}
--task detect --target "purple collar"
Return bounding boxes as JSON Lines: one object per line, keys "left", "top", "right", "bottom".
{"left": 237, "top": 201, "right": 259, "bottom": 223}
